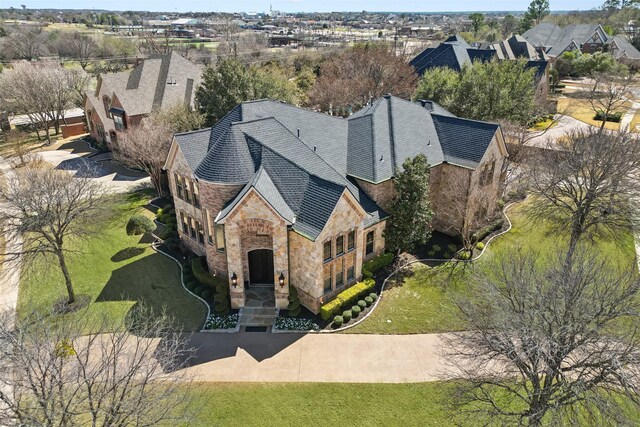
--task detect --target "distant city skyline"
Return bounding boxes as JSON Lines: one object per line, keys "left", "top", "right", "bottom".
{"left": 3, "top": 0, "right": 603, "bottom": 13}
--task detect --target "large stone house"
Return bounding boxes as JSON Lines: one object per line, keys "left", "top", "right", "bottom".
{"left": 164, "top": 96, "right": 508, "bottom": 313}
{"left": 523, "top": 23, "right": 640, "bottom": 66}
{"left": 83, "top": 51, "right": 202, "bottom": 149}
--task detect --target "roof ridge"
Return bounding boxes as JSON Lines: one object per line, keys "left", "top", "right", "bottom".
{"left": 431, "top": 112, "right": 499, "bottom": 128}
{"left": 175, "top": 127, "right": 213, "bottom": 137}
{"left": 242, "top": 99, "right": 346, "bottom": 121}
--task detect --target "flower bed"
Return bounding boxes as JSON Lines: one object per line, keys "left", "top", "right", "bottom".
{"left": 274, "top": 317, "right": 319, "bottom": 331}
{"left": 204, "top": 313, "right": 239, "bottom": 330}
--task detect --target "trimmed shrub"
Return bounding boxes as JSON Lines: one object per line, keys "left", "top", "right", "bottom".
{"left": 357, "top": 300, "right": 367, "bottom": 309}
{"left": 351, "top": 305, "right": 362, "bottom": 317}
{"left": 126, "top": 215, "right": 155, "bottom": 235}
{"left": 457, "top": 251, "right": 472, "bottom": 260}
{"left": 342, "top": 309, "right": 353, "bottom": 322}
{"left": 319, "top": 278, "right": 376, "bottom": 320}
{"left": 185, "top": 281, "right": 196, "bottom": 291}
{"left": 432, "top": 244, "right": 442, "bottom": 253}
{"left": 364, "top": 296, "right": 373, "bottom": 306}
{"left": 155, "top": 208, "right": 163, "bottom": 220}
{"left": 447, "top": 244, "right": 458, "bottom": 254}
{"left": 476, "top": 242, "right": 485, "bottom": 251}
{"left": 362, "top": 252, "right": 394, "bottom": 279}
{"left": 333, "top": 315, "right": 344, "bottom": 327}
{"left": 191, "top": 257, "right": 221, "bottom": 290}
{"left": 194, "top": 286, "right": 204, "bottom": 297}
{"left": 594, "top": 110, "right": 622, "bottom": 123}
{"left": 163, "top": 203, "right": 173, "bottom": 212}
{"left": 427, "top": 249, "right": 436, "bottom": 257}
{"left": 287, "top": 286, "right": 302, "bottom": 317}
{"left": 202, "top": 289, "right": 212, "bottom": 300}
{"left": 369, "top": 293, "right": 378, "bottom": 301}
{"left": 471, "top": 219, "right": 504, "bottom": 243}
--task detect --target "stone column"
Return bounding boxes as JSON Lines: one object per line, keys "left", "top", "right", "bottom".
{"left": 273, "top": 225, "right": 290, "bottom": 309}
{"left": 225, "top": 223, "right": 245, "bottom": 308}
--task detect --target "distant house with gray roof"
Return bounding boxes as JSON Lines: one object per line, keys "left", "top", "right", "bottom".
{"left": 522, "top": 23, "right": 640, "bottom": 65}
{"left": 164, "top": 96, "right": 508, "bottom": 314}
{"left": 83, "top": 51, "right": 202, "bottom": 149}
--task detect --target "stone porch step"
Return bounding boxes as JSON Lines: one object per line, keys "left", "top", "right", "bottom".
{"left": 238, "top": 307, "right": 278, "bottom": 327}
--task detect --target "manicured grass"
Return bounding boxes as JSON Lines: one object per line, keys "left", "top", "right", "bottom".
{"left": 174, "top": 382, "right": 463, "bottom": 427}
{"left": 557, "top": 97, "right": 630, "bottom": 131}
{"left": 17, "top": 190, "right": 207, "bottom": 331}
{"left": 346, "top": 201, "right": 636, "bottom": 335}
{"left": 630, "top": 110, "right": 640, "bottom": 133}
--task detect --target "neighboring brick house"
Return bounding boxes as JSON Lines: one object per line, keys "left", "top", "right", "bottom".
{"left": 163, "top": 96, "right": 508, "bottom": 313}
{"left": 523, "top": 23, "right": 640, "bottom": 66}
{"left": 83, "top": 51, "right": 202, "bottom": 149}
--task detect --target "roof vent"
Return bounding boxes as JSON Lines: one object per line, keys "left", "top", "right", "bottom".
{"left": 427, "top": 140, "right": 431, "bottom": 146}
{"left": 297, "top": 129, "right": 300, "bottom": 138}
{"left": 313, "top": 146, "right": 317, "bottom": 152}
{"left": 380, "top": 155, "right": 384, "bottom": 162}
{"left": 383, "top": 93, "right": 391, "bottom": 99}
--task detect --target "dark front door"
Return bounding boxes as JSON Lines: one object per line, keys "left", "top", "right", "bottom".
{"left": 248, "top": 249, "right": 274, "bottom": 285}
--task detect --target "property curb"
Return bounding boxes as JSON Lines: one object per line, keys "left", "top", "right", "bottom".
{"left": 151, "top": 242, "right": 211, "bottom": 331}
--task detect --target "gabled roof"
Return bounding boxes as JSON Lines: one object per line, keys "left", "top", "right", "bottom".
{"left": 97, "top": 51, "right": 202, "bottom": 116}
{"left": 522, "top": 23, "right": 617, "bottom": 57}
{"left": 611, "top": 36, "right": 640, "bottom": 60}
{"left": 171, "top": 97, "right": 501, "bottom": 239}
{"left": 410, "top": 34, "right": 495, "bottom": 75}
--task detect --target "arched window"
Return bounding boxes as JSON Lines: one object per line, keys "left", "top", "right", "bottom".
{"left": 103, "top": 96, "right": 112, "bottom": 118}
{"left": 109, "top": 131, "right": 117, "bottom": 144}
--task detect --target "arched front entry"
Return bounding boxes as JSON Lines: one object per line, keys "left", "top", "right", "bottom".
{"left": 248, "top": 249, "right": 274, "bottom": 286}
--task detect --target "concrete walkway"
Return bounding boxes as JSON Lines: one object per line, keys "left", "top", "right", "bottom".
{"left": 621, "top": 101, "right": 640, "bottom": 132}
{"left": 183, "top": 332, "right": 453, "bottom": 383}
{"left": 0, "top": 155, "right": 22, "bottom": 328}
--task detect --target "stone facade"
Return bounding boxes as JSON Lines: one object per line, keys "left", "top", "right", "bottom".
{"left": 164, "top": 131, "right": 506, "bottom": 314}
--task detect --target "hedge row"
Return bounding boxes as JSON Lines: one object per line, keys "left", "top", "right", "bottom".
{"left": 320, "top": 278, "right": 375, "bottom": 321}
{"left": 362, "top": 252, "right": 394, "bottom": 279}
{"left": 471, "top": 219, "right": 504, "bottom": 244}
{"left": 191, "top": 256, "right": 224, "bottom": 290}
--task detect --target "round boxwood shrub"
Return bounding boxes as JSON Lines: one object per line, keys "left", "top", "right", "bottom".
{"left": 155, "top": 208, "right": 163, "bottom": 220}
{"left": 163, "top": 203, "right": 173, "bottom": 212}
{"left": 357, "top": 300, "right": 367, "bottom": 309}
{"left": 476, "top": 242, "right": 485, "bottom": 251}
{"left": 185, "top": 281, "right": 196, "bottom": 291}
{"left": 364, "top": 296, "right": 373, "bottom": 306}
{"left": 342, "top": 309, "right": 353, "bottom": 322}
{"left": 352, "top": 305, "right": 361, "bottom": 317}
{"left": 457, "top": 251, "right": 472, "bottom": 260}
{"left": 194, "top": 286, "right": 204, "bottom": 297}
{"left": 126, "top": 215, "right": 155, "bottom": 235}
{"left": 201, "top": 289, "right": 212, "bottom": 300}
{"left": 333, "top": 315, "right": 344, "bottom": 327}
{"left": 369, "top": 293, "right": 378, "bottom": 301}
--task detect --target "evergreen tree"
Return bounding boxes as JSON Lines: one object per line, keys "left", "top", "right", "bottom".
{"left": 520, "top": 0, "right": 550, "bottom": 32}
{"left": 385, "top": 154, "right": 434, "bottom": 254}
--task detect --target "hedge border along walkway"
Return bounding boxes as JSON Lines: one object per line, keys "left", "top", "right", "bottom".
{"left": 286, "top": 200, "right": 520, "bottom": 334}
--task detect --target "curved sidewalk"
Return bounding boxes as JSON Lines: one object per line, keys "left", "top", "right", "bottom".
{"left": 184, "top": 331, "right": 455, "bottom": 383}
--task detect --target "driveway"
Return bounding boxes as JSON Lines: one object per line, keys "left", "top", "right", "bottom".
{"left": 525, "top": 114, "right": 592, "bottom": 148}
{"left": 36, "top": 148, "right": 150, "bottom": 194}
{"left": 182, "top": 331, "right": 455, "bottom": 383}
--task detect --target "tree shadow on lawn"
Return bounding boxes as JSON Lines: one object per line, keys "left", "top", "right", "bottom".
{"left": 96, "top": 251, "right": 207, "bottom": 334}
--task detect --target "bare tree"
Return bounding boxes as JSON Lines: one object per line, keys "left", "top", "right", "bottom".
{"left": 55, "top": 31, "right": 99, "bottom": 70}
{"left": 113, "top": 112, "right": 174, "bottom": 198}
{"left": 309, "top": 43, "right": 418, "bottom": 114}
{"left": 447, "top": 249, "right": 640, "bottom": 427}
{"left": 0, "top": 26, "right": 48, "bottom": 60}
{"left": 0, "top": 62, "right": 89, "bottom": 144}
{"left": 0, "top": 306, "right": 202, "bottom": 426}
{"left": 0, "top": 166, "right": 105, "bottom": 305}
{"left": 526, "top": 128, "right": 640, "bottom": 265}
{"left": 584, "top": 71, "right": 635, "bottom": 131}
{"left": 2, "top": 129, "right": 31, "bottom": 167}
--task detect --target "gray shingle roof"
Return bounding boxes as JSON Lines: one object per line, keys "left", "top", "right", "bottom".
{"left": 410, "top": 35, "right": 494, "bottom": 75}
{"left": 521, "top": 23, "right": 635, "bottom": 58}
{"left": 98, "top": 51, "right": 202, "bottom": 116}
{"left": 174, "top": 97, "right": 499, "bottom": 239}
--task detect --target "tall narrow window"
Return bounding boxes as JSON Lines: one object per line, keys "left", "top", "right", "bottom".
{"left": 323, "top": 267, "right": 332, "bottom": 293}
{"left": 205, "top": 209, "right": 214, "bottom": 244}
{"left": 103, "top": 96, "right": 112, "bottom": 118}
{"left": 192, "top": 181, "right": 200, "bottom": 207}
{"left": 323, "top": 240, "right": 332, "bottom": 262}
{"left": 196, "top": 220, "right": 204, "bottom": 244}
{"left": 184, "top": 178, "right": 192, "bottom": 203}
{"left": 347, "top": 230, "right": 356, "bottom": 251}
{"left": 174, "top": 174, "right": 183, "bottom": 199}
{"left": 215, "top": 224, "right": 226, "bottom": 252}
{"left": 180, "top": 212, "right": 188, "bottom": 233}
{"left": 366, "top": 231, "right": 374, "bottom": 256}
{"left": 189, "top": 217, "right": 196, "bottom": 239}
{"left": 335, "top": 260, "right": 344, "bottom": 288}
{"left": 336, "top": 235, "right": 344, "bottom": 256}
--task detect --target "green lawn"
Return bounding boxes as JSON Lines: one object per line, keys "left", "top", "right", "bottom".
{"left": 174, "top": 382, "right": 464, "bottom": 427}
{"left": 17, "top": 190, "right": 207, "bottom": 331}
{"left": 346, "top": 201, "right": 636, "bottom": 335}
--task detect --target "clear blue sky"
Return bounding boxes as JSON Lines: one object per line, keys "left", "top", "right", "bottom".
{"left": 6, "top": 0, "right": 603, "bottom": 13}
